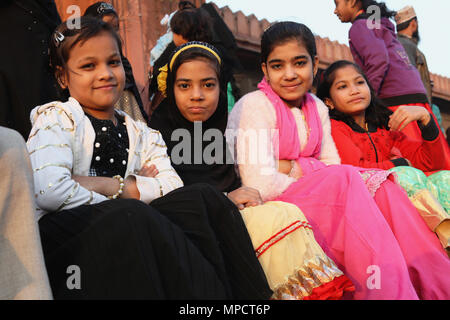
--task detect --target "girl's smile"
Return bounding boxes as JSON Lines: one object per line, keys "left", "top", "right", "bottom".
{"left": 187, "top": 106, "right": 207, "bottom": 113}
{"left": 94, "top": 84, "right": 118, "bottom": 90}
{"left": 347, "top": 97, "right": 364, "bottom": 104}
{"left": 282, "top": 82, "right": 302, "bottom": 90}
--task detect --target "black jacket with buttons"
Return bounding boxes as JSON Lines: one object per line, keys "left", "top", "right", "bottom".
{"left": 0, "top": 0, "right": 61, "bottom": 138}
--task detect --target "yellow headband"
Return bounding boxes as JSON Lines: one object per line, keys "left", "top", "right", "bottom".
{"left": 169, "top": 43, "right": 222, "bottom": 71}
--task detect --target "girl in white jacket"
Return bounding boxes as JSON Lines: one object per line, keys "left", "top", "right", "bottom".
{"left": 27, "top": 17, "right": 271, "bottom": 299}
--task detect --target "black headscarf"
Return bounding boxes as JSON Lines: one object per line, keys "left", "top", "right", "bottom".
{"left": 149, "top": 42, "right": 241, "bottom": 192}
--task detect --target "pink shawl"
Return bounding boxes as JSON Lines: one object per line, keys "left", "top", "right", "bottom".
{"left": 257, "top": 78, "right": 326, "bottom": 175}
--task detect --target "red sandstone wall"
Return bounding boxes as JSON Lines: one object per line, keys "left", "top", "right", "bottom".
{"left": 54, "top": 0, "right": 206, "bottom": 104}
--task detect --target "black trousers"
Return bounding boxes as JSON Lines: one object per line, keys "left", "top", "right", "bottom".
{"left": 151, "top": 183, "right": 272, "bottom": 300}
{"left": 39, "top": 198, "right": 227, "bottom": 299}
{"left": 39, "top": 184, "right": 271, "bottom": 299}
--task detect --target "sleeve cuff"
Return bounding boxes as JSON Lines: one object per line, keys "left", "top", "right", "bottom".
{"left": 92, "top": 191, "right": 109, "bottom": 204}
{"left": 418, "top": 114, "right": 440, "bottom": 141}
{"left": 391, "top": 158, "right": 409, "bottom": 167}
{"left": 129, "top": 174, "right": 159, "bottom": 204}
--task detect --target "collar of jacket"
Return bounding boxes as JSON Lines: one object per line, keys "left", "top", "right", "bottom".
{"left": 353, "top": 13, "right": 371, "bottom": 22}
{"left": 398, "top": 33, "right": 414, "bottom": 41}
{"left": 346, "top": 119, "right": 378, "bottom": 133}
{"left": 30, "top": 97, "right": 141, "bottom": 132}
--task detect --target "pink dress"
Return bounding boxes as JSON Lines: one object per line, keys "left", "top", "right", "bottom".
{"left": 227, "top": 78, "right": 450, "bottom": 300}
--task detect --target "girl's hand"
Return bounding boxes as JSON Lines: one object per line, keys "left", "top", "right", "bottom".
{"left": 277, "top": 160, "right": 303, "bottom": 180}
{"left": 390, "top": 156, "right": 412, "bottom": 166}
{"left": 388, "top": 105, "right": 431, "bottom": 132}
{"left": 72, "top": 175, "right": 140, "bottom": 199}
{"left": 72, "top": 175, "right": 104, "bottom": 193}
{"left": 227, "top": 186, "right": 263, "bottom": 210}
{"left": 138, "top": 164, "right": 159, "bottom": 178}
{"left": 277, "top": 160, "right": 292, "bottom": 175}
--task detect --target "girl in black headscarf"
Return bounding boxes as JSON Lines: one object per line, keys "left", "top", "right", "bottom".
{"left": 149, "top": 42, "right": 355, "bottom": 300}
{"left": 150, "top": 41, "right": 241, "bottom": 195}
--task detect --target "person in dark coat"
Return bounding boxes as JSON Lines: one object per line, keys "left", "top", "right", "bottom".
{"left": 395, "top": 5, "right": 433, "bottom": 104}
{"left": 0, "top": 0, "right": 61, "bottom": 139}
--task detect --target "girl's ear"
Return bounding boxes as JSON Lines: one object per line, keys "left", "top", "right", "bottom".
{"left": 324, "top": 98, "right": 335, "bottom": 110}
{"left": 312, "top": 56, "right": 319, "bottom": 78}
{"left": 261, "top": 62, "right": 269, "bottom": 81}
{"left": 349, "top": 0, "right": 360, "bottom": 9}
{"left": 55, "top": 66, "right": 68, "bottom": 89}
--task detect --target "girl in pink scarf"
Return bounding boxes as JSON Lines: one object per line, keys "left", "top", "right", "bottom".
{"left": 228, "top": 22, "right": 450, "bottom": 300}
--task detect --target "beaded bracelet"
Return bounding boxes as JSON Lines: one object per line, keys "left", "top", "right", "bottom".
{"left": 108, "top": 175, "right": 124, "bottom": 199}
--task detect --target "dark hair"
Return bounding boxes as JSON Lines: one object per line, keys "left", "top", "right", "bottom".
{"left": 49, "top": 17, "right": 123, "bottom": 97}
{"left": 170, "top": 8, "right": 213, "bottom": 43}
{"left": 178, "top": 1, "right": 196, "bottom": 10}
{"left": 396, "top": 17, "right": 417, "bottom": 32}
{"left": 261, "top": 21, "right": 317, "bottom": 64}
{"left": 358, "top": 0, "right": 396, "bottom": 18}
{"left": 316, "top": 60, "right": 392, "bottom": 130}
{"left": 83, "top": 2, "right": 118, "bottom": 18}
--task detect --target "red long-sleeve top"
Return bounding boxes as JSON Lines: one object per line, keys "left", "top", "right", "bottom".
{"left": 330, "top": 118, "right": 445, "bottom": 172}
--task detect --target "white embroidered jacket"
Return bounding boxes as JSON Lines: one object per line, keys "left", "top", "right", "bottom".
{"left": 27, "top": 97, "right": 183, "bottom": 219}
